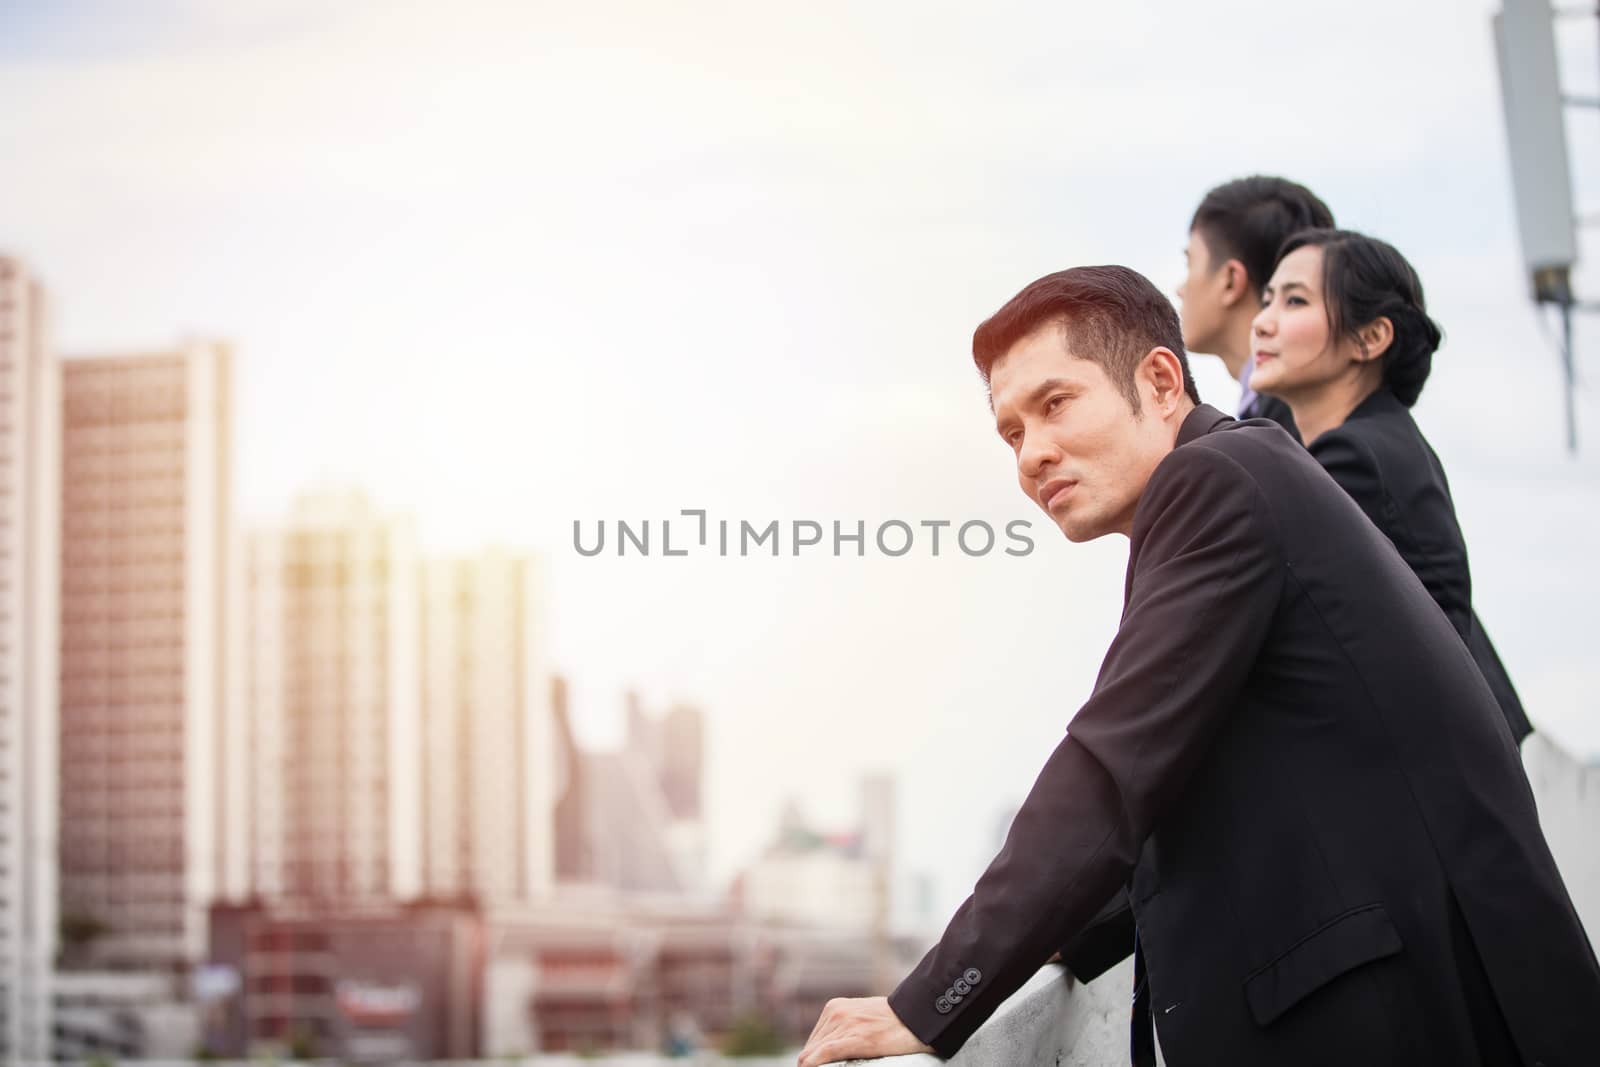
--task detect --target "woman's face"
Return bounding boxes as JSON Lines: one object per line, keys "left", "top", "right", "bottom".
{"left": 1250, "top": 245, "right": 1359, "bottom": 402}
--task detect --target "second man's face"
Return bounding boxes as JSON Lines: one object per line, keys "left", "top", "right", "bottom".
{"left": 1176, "top": 227, "right": 1230, "bottom": 356}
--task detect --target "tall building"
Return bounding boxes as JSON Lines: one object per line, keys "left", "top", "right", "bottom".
{"left": 243, "top": 491, "right": 421, "bottom": 904}
{"left": 247, "top": 509, "right": 559, "bottom": 909}
{"left": 659, "top": 704, "right": 703, "bottom": 822}
{"left": 0, "top": 256, "right": 59, "bottom": 1060}
{"left": 623, "top": 695, "right": 706, "bottom": 889}
{"left": 624, "top": 695, "right": 704, "bottom": 822}
{"left": 550, "top": 676, "right": 591, "bottom": 884}
{"left": 581, "top": 747, "right": 692, "bottom": 894}
{"left": 561, "top": 694, "right": 708, "bottom": 896}
{"left": 417, "top": 550, "right": 556, "bottom": 904}
{"left": 58, "top": 340, "right": 234, "bottom": 972}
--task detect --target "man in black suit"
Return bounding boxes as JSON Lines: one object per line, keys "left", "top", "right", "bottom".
{"left": 1176, "top": 175, "right": 1333, "bottom": 441}
{"left": 797, "top": 266, "right": 1600, "bottom": 1066}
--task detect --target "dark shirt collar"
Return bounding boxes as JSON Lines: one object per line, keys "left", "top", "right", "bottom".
{"left": 1176, "top": 403, "right": 1234, "bottom": 448}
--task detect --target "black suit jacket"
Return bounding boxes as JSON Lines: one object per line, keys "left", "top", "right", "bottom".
{"left": 1241, "top": 389, "right": 1300, "bottom": 442}
{"left": 1308, "top": 387, "right": 1533, "bottom": 744}
{"left": 888, "top": 405, "right": 1599, "bottom": 1065}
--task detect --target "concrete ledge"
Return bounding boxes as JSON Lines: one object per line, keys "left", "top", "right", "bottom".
{"left": 837, "top": 958, "right": 1136, "bottom": 1066}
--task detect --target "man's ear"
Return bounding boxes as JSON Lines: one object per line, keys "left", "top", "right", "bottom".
{"left": 1354, "top": 317, "right": 1394, "bottom": 362}
{"left": 1140, "top": 346, "right": 1188, "bottom": 415}
{"left": 1220, "top": 260, "right": 1251, "bottom": 308}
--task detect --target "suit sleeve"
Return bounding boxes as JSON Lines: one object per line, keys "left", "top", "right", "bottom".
{"left": 1054, "top": 889, "right": 1134, "bottom": 982}
{"left": 887, "top": 445, "right": 1285, "bottom": 1057}
{"left": 1466, "top": 610, "right": 1534, "bottom": 745}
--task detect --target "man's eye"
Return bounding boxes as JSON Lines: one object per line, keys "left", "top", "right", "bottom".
{"left": 1005, "top": 430, "right": 1022, "bottom": 447}
{"left": 1045, "top": 395, "right": 1068, "bottom": 414}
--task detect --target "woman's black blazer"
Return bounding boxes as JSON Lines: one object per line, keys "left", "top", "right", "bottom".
{"left": 1305, "top": 387, "right": 1532, "bottom": 743}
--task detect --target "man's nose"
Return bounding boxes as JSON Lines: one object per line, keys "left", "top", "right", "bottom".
{"left": 1018, "top": 433, "right": 1061, "bottom": 479}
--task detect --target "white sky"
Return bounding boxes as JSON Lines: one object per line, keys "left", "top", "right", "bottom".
{"left": 4, "top": 0, "right": 1597, "bottom": 930}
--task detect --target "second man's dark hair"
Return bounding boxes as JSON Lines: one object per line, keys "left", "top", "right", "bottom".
{"left": 1191, "top": 176, "right": 1335, "bottom": 294}
{"left": 973, "top": 265, "right": 1200, "bottom": 412}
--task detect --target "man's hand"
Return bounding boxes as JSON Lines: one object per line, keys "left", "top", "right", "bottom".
{"left": 797, "top": 995, "right": 934, "bottom": 1067}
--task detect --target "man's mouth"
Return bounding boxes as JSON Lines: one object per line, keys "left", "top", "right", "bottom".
{"left": 1039, "top": 478, "right": 1077, "bottom": 510}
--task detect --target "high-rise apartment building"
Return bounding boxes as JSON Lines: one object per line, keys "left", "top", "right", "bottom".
{"left": 58, "top": 340, "right": 234, "bottom": 972}
{"left": 0, "top": 256, "right": 59, "bottom": 1060}
{"left": 247, "top": 500, "right": 557, "bottom": 909}
{"left": 418, "top": 551, "right": 556, "bottom": 904}
{"left": 243, "top": 490, "right": 421, "bottom": 903}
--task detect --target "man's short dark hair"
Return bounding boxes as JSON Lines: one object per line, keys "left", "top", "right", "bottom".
{"left": 1190, "top": 176, "right": 1335, "bottom": 294}
{"left": 972, "top": 265, "right": 1200, "bottom": 412}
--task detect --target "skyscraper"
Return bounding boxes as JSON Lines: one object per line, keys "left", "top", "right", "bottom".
{"left": 243, "top": 490, "right": 421, "bottom": 903}
{"left": 58, "top": 340, "right": 234, "bottom": 972}
{"left": 571, "top": 694, "right": 706, "bottom": 895}
{"left": 0, "top": 256, "right": 59, "bottom": 1060}
{"left": 658, "top": 703, "right": 703, "bottom": 823}
{"left": 247, "top": 500, "right": 560, "bottom": 910}
{"left": 550, "top": 676, "right": 591, "bottom": 884}
{"left": 418, "top": 550, "right": 556, "bottom": 904}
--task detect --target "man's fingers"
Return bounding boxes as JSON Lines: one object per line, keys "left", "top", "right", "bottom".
{"left": 799, "top": 1010, "right": 840, "bottom": 1066}
{"left": 798, "top": 1035, "right": 855, "bottom": 1067}
{"left": 797, "top": 995, "right": 924, "bottom": 1067}
{"left": 804, "top": 999, "right": 839, "bottom": 1046}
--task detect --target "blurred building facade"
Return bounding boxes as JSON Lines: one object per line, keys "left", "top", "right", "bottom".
{"left": 51, "top": 970, "right": 199, "bottom": 1061}
{"left": 626, "top": 693, "right": 704, "bottom": 823}
{"left": 245, "top": 508, "right": 561, "bottom": 909}
{"left": 242, "top": 491, "right": 422, "bottom": 903}
{"left": 205, "top": 900, "right": 481, "bottom": 1062}
{"left": 200, "top": 892, "right": 899, "bottom": 1059}
{"left": 739, "top": 775, "right": 895, "bottom": 938}
{"left": 0, "top": 257, "right": 59, "bottom": 1061}
{"left": 482, "top": 892, "right": 893, "bottom": 1056}
{"left": 57, "top": 340, "right": 234, "bottom": 973}
{"left": 417, "top": 551, "right": 556, "bottom": 903}
{"left": 550, "top": 676, "right": 592, "bottom": 884}
{"left": 570, "top": 694, "right": 707, "bottom": 895}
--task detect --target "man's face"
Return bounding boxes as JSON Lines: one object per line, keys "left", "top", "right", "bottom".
{"left": 991, "top": 325, "right": 1171, "bottom": 542}
{"left": 1175, "top": 227, "right": 1231, "bottom": 356}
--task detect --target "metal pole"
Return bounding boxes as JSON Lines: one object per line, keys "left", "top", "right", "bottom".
{"left": 1563, "top": 298, "right": 1578, "bottom": 453}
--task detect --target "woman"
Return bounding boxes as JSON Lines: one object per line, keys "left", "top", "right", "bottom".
{"left": 1249, "top": 228, "right": 1532, "bottom": 745}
